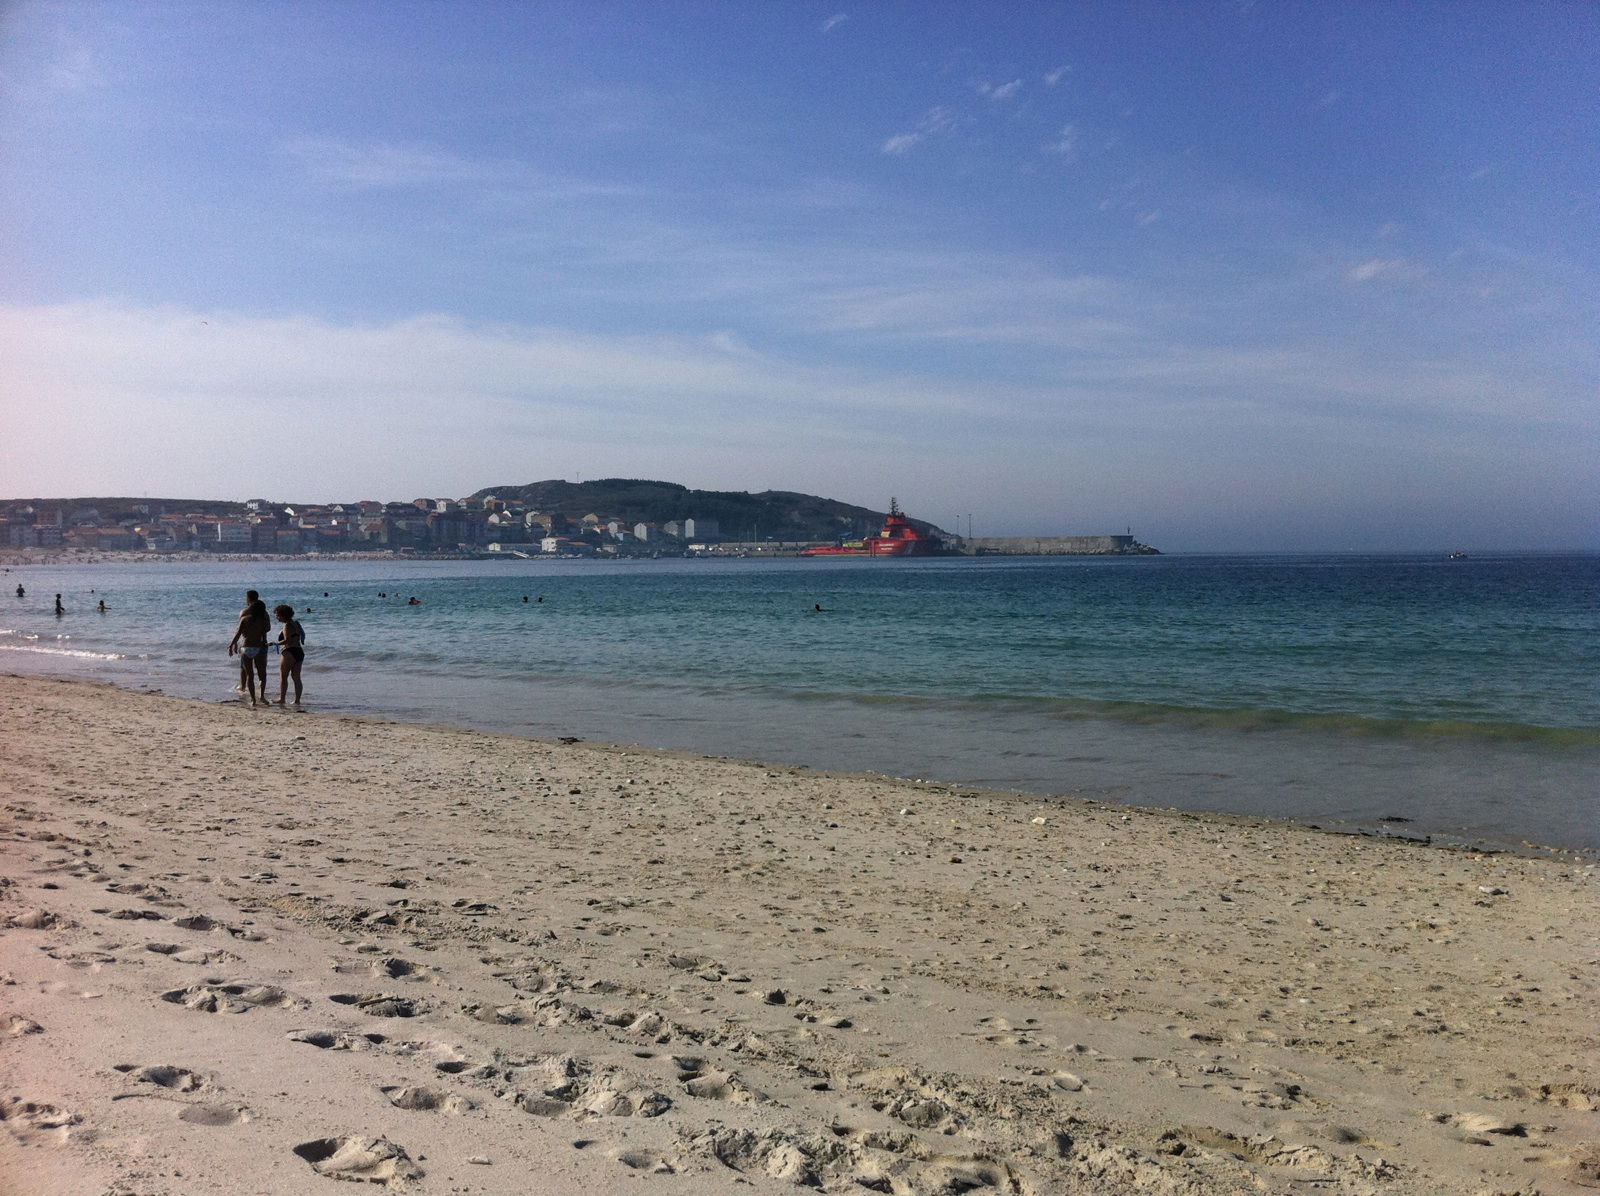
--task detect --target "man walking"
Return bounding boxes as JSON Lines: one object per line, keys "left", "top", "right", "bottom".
{"left": 228, "top": 590, "right": 272, "bottom": 706}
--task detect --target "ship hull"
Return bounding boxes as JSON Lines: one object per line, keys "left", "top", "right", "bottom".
{"left": 801, "top": 541, "right": 934, "bottom": 557}
{"left": 800, "top": 500, "right": 944, "bottom": 557}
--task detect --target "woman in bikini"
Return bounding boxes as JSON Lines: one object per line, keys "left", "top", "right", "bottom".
{"left": 273, "top": 604, "right": 306, "bottom": 706}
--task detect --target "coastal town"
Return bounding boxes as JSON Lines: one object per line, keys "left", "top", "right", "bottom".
{"left": 0, "top": 483, "right": 1157, "bottom": 561}
{"left": 0, "top": 494, "right": 733, "bottom": 558}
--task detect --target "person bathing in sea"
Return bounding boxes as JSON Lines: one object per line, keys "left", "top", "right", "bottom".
{"left": 273, "top": 604, "right": 306, "bottom": 706}
{"left": 228, "top": 589, "right": 272, "bottom": 706}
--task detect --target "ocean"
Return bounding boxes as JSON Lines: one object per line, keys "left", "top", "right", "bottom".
{"left": 3, "top": 552, "right": 1596, "bottom": 851}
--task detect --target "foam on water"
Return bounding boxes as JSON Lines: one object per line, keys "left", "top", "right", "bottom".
{"left": 0, "top": 630, "right": 130, "bottom": 660}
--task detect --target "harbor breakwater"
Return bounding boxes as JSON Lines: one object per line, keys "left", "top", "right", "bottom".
{"left": 963, "top": 534, "right": 1157, "bottom": 555}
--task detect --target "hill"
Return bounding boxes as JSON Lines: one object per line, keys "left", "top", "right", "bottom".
{"left": 470, "top": 479, "right": 947, "bottom": 541}
{"left": 1, "top": 497, "right": 248, "bottom": 520}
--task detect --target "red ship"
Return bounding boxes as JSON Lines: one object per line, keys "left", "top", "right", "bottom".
{"left": 801, "top": 499, "right": 945, "bottom": 557}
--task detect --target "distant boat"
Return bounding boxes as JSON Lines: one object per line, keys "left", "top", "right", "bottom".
{"left": 1447, "top": 551, "right": 1469, "bottom": 560}
{"left": 801, "top": 498, "right": 944, "bottom": 557}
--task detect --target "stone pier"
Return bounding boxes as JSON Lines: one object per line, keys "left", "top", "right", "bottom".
{"left": 960, "top": 535, "right": 1158, "bottom": 555}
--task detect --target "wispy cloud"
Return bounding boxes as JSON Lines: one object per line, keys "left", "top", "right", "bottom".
{"left": 1346, "top": 258, "right": 1427, "bottom": 285}
{"left": 881, "top": 106, "right": 956, "bottom": 155}
{"left": 1043, "top": 66, "right": 1070, "bottom": 87}
{"left": 0, "top": 299, "right": 1091, "bottom": 498}
{"left": 277, "top": 136, "right": 639, "bottom": 203}
{"left": 45, "top": 41, "right": 105, "bottom": 92}
{"left": 821, "top": 13, "right": 848, "bottom": 34}
{"left": 1042, "top": 124, "right": 1079, "bottom": 157}
{"left": 280, "top": 137, "right": 504, "bottom": 187}
{"left": 4, "top": 293, "right": 1589, "bottom": 544}
{"left": 977, "top": 78, "right": 1023, "bottom": 102}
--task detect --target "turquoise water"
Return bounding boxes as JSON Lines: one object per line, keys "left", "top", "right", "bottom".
{"left": 3, "top": 553, "right": 1596, "bottom": 849}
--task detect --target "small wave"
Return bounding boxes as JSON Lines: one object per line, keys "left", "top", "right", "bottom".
{"left": 771, "top": 687, "right": 1600, "bottom": 747}
{"left": 1042, "top": 698, "right": 1600, "bottom": 746}
{"left": 0, "top": 642, "right": 130, "bottom": 661}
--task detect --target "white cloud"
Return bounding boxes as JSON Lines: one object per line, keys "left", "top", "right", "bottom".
{"left": 0, "top": 300, "right": 1018, "bottom": 499}
{"left": 280, "top": 137, "right": 505, "bottom": 187}
{"left": 1, "top": 298, "right": 1589, "bottom": 547}
{"left": 881, "top": 106, "right": 955, "bottom": 155}
{"left": 1042, "top": 124, "right": 1079, "bottom": 157}
{"left": 1043, "top": 66, "right": 1070, "bottom": 87}
{"left": 978, "top": 78, "right": 1023, "bottom": 101}
{"left": 277, "top": 136, "right": 637, "bottom": 201}
{"left": 46, "top": 42, "right": 105, "bottom": 92}
{"left": 1346, "top": 258, "right": 1427, "bottom": 285}
{"left": 821, "top": 13, "right": 848, "bottom": 33}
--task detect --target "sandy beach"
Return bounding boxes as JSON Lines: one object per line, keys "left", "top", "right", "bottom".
{"left": 1, "top": 676, "right": 1594, "bottom": 1194}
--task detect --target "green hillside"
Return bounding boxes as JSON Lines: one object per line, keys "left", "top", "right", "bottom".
{"left": 471, "top": 479, "right": 947, "bottom": 541}
{"left": 1, "top": 497, "right": 248, "bottom": 520}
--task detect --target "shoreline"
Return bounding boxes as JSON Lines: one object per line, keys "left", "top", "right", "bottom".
{"left": 2, "top": 675, "right": 1596, "bottom": 1194}
{"left": 3, "top": 655, "right": 1597, "bottom": 858}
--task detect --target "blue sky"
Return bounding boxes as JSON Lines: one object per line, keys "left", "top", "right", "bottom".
{"left": 1, "top": 1, "right": 1595, "bottom": 550}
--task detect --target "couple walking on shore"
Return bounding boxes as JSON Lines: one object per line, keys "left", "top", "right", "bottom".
{"left": 228, "top": 589, "right": 306, "bottom": 707}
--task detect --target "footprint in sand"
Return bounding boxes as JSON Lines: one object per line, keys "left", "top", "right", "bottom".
{"left": 178, "top": 1103, "right": 252, "bottom": 1126}
{"left": 1434, "top": 1111, "right": 1528, "bottom": 1144}
{"left": 102, "top": 907, "right": 166, "bottom": 922}
{"left": 329, "top": 993, "right": 424, "bottom": 1018}
{"left": 172, "top": 914, "right": 223, "bottom": 931}
{"left": 1535, "top": 1082, "right": 1600, "bottom": 1111}
{"left": 615, "top": 1147, "right": 680, "bottom": 1174}
{"left": 878, "top": 1093, "right": 960, "bottom": 1132}
{"left": 512, "top": 1056, "right": 672, "bottom": 1119}
{"left": 292, "top": 1136, "right": 423, "bottom": 1184}
{"left": 974, "top": 1015, "right": 1055, "bottom": 1048}
{"left": 171, "top": 914, "right": 268, "bottom": 941}
{"left": 113, "top": 1064, "right": 209, "bottom": 1093}
{"left": 1226, "top": 1078, "right": 1317, "bottom": 1110}
{"left": 105, "top": 882, "right": 177, "bottom": 904}
{"left": 6, "top": 908, "right": 63, "bottom": 930}
{"left": 160, "top": 984, "right": 302, "bottom": 1014}
{"left": 287, "top": 1029, "right": 388, "bottom": 1051}
{"left": 334, "top": 957, "right": 441, "bottom": 984}
{"left": 674, "top": 1056, "right": 768, "bottom": 1105}
{"left": 0, "top": 1096, "right": 80, "bottom": 1144}
{"left": 688, "top": 1125, "right": 1026, "bottom": 1192}
{"left": 145, "top": 942, "right": 243, "bottom": 965}
{"left": 1157, "top": 1125, "right": 1379, "bottom": 1179}
{"left": 380, "top": 1085, "right": 473, "bottom": 1114}
{"left": 42, "top": 947, "right": 118, "bottom": 970}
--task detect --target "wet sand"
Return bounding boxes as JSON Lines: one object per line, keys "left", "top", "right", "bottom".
{"left": 1, "top": 675, "right": 1595, "bottom": 1194}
